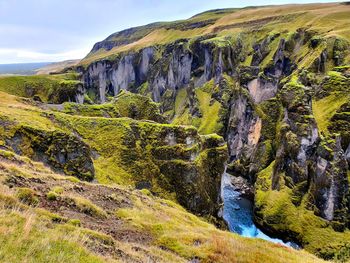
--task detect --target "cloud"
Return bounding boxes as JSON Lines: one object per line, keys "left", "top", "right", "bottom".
{"left": 0, "top": 0, "right": 342, "bottom": 63}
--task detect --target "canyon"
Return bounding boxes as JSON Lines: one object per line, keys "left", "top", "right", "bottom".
{"left": 0, "top": 2, "right": 350, "bottom": 262}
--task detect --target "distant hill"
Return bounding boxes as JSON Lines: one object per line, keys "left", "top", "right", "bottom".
{"left": 35, "top": 59, "right": 80, "bottom": 75}
{"left": 0, "top": 62, "right": 52, "bottom": 75}
{"left": 0, "top": 60, "right": 81, "bottom": 76}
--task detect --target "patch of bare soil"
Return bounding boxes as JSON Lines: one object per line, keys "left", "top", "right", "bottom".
{"left": 3, "top": 173, "right": 154, "bottom": 262}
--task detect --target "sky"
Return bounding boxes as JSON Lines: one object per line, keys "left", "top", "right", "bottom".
{"left": 0, "top": 0, "right": 342, "bottom": 64}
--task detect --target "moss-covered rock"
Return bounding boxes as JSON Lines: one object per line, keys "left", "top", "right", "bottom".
{"left": 6, "top": 125, "right": 95, "bottom": 181}
{"left": 329, "top": 101, "right": 350, "bottom": 150}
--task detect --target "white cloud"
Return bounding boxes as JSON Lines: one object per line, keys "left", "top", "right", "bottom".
{"left": 0, "top": 47, "right": 90, "bottom": 64}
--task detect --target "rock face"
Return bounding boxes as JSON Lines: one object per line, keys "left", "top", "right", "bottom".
{"left": 273, "top": 79, "right": 349, "bottom": 224}
{"left": 80, "top": 30, "right": 350, "bottom": 200}
{"left": 78, "top": 17, "right": 350, "bottom": 258}
{"left": 314, "top": 136, "right": 349, "bottom": 222}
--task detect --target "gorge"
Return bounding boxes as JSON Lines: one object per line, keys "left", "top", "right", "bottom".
{"left": 0, "top": 2, "right": 349, "bottom": 262}
{"left": 71, "top": 4, "right": 350, "bottom": 259}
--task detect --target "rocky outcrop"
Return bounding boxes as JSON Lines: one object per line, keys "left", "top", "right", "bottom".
{"left": 313, "top": 136, "right": 349, "bottom": 223}
{"left": 56, "top": 90, "right": 166, "bottom": 123}
{"left": 5, "top": 125, "right": 95, "bottom": 181}
{"left": 270, "top": 79, "right": 349, "bottom": 223}
{"left": 80, "top": 36, "right": 243, "bottom": 104}
{"left": 115, "top": 123, "right": 228, "bottom": 215}
{"left": 50, "top": 111, "right": 228, "bottom": 216}
{"left": 226, "top": 88, "right": 260, "bottom": 163}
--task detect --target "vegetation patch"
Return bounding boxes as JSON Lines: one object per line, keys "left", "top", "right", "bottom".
{"left": 61, "top": 90, "right": 165, "bottom": 122}
{"left": 313, "top": 92, "right": 349, "bottom": 134}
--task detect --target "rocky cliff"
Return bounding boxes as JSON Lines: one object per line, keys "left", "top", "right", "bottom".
{"left": 0, "top": 3, "right": 349, "bottom": 261}
{"left": 0, "top": 75, "right": 322, "bottom": 263}
{"left": 71, "top": 3, "right": 350, "bottom": 260}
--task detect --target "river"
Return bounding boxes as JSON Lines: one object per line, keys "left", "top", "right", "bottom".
{"left": 221, "top": 172, "right": 298, "bottom": 248}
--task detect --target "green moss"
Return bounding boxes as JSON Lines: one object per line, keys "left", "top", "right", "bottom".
{"left": 201, "top": 36, "right": 233, "bottom": 48}
{"left": 260, "top": 34, "right": 283, "bottom": 68}
{"left": 0, "top": 150, "right": 16, "bottom": 160}
{"left": 334, "top": 65, "right": 350, "bottom": 73}
{"left": 317, "top": 71, "right": 350, "bottom": 98}
{"left": 8, "top": 125, "right": 94, "bottom": 181}
{"left": 46, "top": 191, "right": 59, "bottom": 201}
{"left": 257, "top": 98, "right": 282, "bottom": 140}
{"left": 279, "top": 77, "right": 306, "bottom": 110}
{"left": 68, "top": 219, "right": 82, "bottom": 227}
{"left": 61, "top": 90, "right": 164, "bottom": 122}
{"left": 172, "top": 88, "right": 189, "bottom": 123}
{"left": 52, "top": 186, "right": 64, "bottom": 194}
{"left": 195, "top": 88, "right": 222, "bottom": 135}
{"left": 140, "top": 189, "right": 152, "bottom": 196}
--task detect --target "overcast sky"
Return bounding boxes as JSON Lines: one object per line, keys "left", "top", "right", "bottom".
{"left": 0, "top": 0, "right": 341, "bottom": 64}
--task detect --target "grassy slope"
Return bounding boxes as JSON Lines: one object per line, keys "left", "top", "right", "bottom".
{"left": 313, "top": 93, "right": 348, "bottom": 134}
{"left": 81, "top": 3, "right": 350, "bottom": 65}
{"left": 172, "top": 80, "right": 224, "bottom": 135}
{"left": 0, "top": 90, "right": 323, "bottom": 263}
{"left": 0, "top": 91, "right": 206, "bottom": 199}
{"left": 313, "top": 70, "right": 350, "bottom": 135}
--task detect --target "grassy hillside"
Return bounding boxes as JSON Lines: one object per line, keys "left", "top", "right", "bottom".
{"left": 81, "top": 3, "right": 350, "bottom": 65}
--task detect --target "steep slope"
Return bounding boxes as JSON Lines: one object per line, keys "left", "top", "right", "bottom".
{"left": 71, "top": 2, "right": 350, "bottom": 260}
